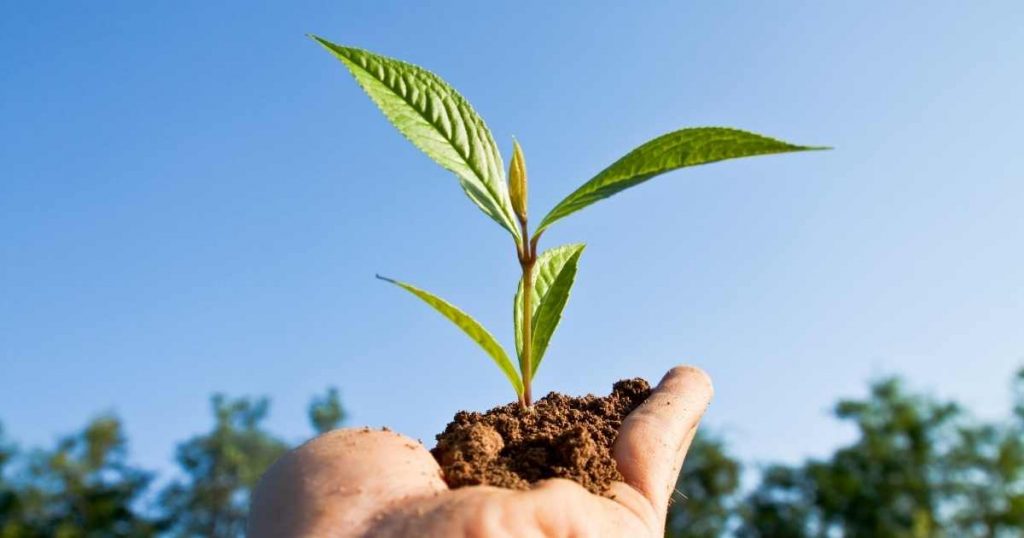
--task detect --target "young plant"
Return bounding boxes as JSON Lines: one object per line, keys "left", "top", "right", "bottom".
{"left": 313, "top": 36, "right": 825, "bottom": 407}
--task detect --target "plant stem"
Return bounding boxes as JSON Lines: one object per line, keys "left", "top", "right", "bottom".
{"left": 520, "top": 259, "right": 534, "bottom": 406}
{"left": 518, "top": 221, "right": 536, "bottom": 408}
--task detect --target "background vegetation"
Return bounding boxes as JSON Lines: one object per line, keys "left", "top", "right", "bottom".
{"left": 1, "top": 369, "right": 1020, "bottom": 537}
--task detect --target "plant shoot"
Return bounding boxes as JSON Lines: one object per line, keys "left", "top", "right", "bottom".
{"left": 313, "top": 36, "right": 825, "bottom": 407}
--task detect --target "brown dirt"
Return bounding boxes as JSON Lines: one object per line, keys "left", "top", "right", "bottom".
{"left": 431, "top": 378, "right": 651, "bottom": 495}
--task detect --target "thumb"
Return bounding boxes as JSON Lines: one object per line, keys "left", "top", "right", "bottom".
{"left": 612, "top": 366, "right": 713, "bottom": 512}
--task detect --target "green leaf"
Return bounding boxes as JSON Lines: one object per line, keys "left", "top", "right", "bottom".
{"left": 514, "top": 244, "right": 584, "bottom": 357}
{"left": 377, "top": 275, "right": 523, "bottom": 396}
{"left": 514, "top": 244, "right": 585, "bottom": 377}
{"left": 529, "top": 246, "right": 585, "bottom": 376}
{"left": 536, "top": 127, "right": 827, "bottom": 234}
{"left": 312, "top": 36, "right": 521, "bottom": 243}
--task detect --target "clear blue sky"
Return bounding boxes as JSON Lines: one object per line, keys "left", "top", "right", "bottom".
{"left": 2, "top": 1, "right": 1022, "bottom": 478}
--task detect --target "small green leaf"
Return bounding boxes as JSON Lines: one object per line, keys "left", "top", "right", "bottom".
{"left": 313, "top": 36, "right": 521, "bottom": 244}
{"left": 529, "top": 247, "right": 584, "bottom": 376}
{"left": 514, "top": 244, "right": 585, "bottom": 377}
{"left": 508, "top": 140, "right": 528, "bottom": 223}
{"left": 514, "top": 244, "right": 584, "bottom": 358}
{"left": 377, "top": 275, "right": 523, "bottom": 396}
{"left": 536, "top": 127, "right": 827, "bottom": 234}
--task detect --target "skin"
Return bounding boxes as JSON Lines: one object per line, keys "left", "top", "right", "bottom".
{"left": 249, "top": 366, "right": 713, "bottom": 537}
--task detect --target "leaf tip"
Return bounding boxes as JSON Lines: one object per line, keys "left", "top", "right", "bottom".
{"left": 375, "top": 273, "right": 398, "bottom": 285}
{"left": 309, "top": 34, "right": 347, "bottom": 56}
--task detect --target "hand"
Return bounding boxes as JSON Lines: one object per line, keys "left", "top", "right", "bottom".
{"left": 249, "top": 366, "right": 713, "bottom": 537}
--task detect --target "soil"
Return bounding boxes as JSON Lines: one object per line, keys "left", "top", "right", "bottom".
{"left": 431, "top": 378, "right": 651, "bottom": 495}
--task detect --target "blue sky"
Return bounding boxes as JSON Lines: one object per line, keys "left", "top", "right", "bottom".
{"left": 2, "top": 1, "right": 1022, "bottom": 479}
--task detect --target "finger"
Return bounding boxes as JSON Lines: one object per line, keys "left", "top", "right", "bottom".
{"left": 613, "top": 366, "right": 713, "bottom": 515}
{"left": 248, "top": 428, "right": 446, "bottom": 538}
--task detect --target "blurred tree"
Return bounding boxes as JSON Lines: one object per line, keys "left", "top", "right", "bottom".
{"left": 158, "top": 396, "right": 287, "bottom": 538}
{"left": 0, "top": 416, "right": 157, "bottom": 537}
{"left": 738, "top": 378, "right": 962, "bottom": 538}
{"left": 0, "top": 423, "right": 24, "bottom": 537}
{"left": 1015, "top": 369, "right": 1024, "bottom": 421}
{"left": 944, "top": 368, "right": 1024, "bottom": 537}
{"left": 665, "top": 433, "right": 742, "bottom": 538}
{"left": 737, "top": 464, "right": 820, "bottom": 538}
{"left": 308, "top": 387, "right": 346, "bottom": 435}
{"left": 809, "top": 378, "right": 960, "bottom": 536}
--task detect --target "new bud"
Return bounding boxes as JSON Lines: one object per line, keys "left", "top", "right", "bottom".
{"left": 508, "top": 140, "right": 528, "bottom": 223}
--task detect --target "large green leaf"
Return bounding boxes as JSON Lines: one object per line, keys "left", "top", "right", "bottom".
{"left": 536, "top": 127, "right": 826, "bottom": 234}
{"left": 377, "top": 275, "right": 523, "bottom": 395}
{"left": 313, "top": 36, "right": 521, "bottom": 243}
{"left": 513, "top": 244, "right": 585, "bottom": 377}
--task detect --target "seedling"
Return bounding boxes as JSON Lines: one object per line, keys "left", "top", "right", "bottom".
{"left": 313, "top": 36, "right": 825, "bottom": 407}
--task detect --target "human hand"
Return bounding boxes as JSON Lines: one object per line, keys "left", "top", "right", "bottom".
{"left": 249, "top": 366, "right": 713, "bottom": 537}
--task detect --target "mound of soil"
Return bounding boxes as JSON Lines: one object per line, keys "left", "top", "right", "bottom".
{"left": 431, "top": 378, "right": 651, "bottom": 495}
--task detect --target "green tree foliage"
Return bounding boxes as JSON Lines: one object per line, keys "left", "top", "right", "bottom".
{"left": 738, "top": 465, "right": 819, "bottom": 538}
{"left": 158, "top": 396, "right": 287, "bottom": 538}
{"left": 1, "top": 390, "right": 348, "bottom": 537}
{"left": 814, "top": 378, "right": 959, "bottom": 536}
{"left": 308, "top": 387, "right": 346, "bottom": 435}
{"left": 943, "top": 370, "right": 1024, "bottom": 537}
{"left": 666, "top": 433, "right": 742, "bottom": 538}
{"left": 731, "top": 373, "right": 1024, "bottom": 538}
{"left": 667, "top": 370, "right": 1024, "bottom": 537}
{"left": 735, "top": 379, "right": 962, "bottom": 538}
{"left": 0, "top": 424, "right": 22, "bottom": 537}
{"left": 0, "top": 416, "right": 156, "bottom": 537}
